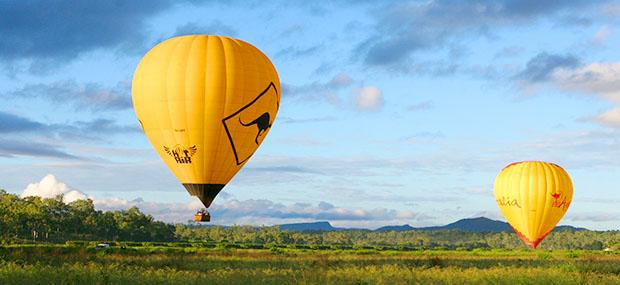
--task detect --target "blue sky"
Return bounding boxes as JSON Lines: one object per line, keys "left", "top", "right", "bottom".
{"left": 1, "top": 0, "right": 620, "bottom": 229}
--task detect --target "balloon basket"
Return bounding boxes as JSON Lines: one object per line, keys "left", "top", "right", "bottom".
{"left": 194, "top": 209, "right": 210, "bottom": 222}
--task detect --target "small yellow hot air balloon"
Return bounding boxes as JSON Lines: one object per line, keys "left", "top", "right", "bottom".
{"left": 132, "top": 35, "right": 280, "bottom": 221}
{"left": 494, "top": 161, "right": 573, "bottom": 248}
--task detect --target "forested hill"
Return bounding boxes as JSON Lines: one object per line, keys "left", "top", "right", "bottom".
{"left": 280, "top": 217, "right": 587, "bottom": 232}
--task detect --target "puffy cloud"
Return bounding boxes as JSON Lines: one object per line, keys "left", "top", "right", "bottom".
{"left": 354, "top": 86, "right": 384, "bottom": 111}
{"left": 593, "top": 107, "right": 620, "bottom": 128}
{"left": 552, "top": 61, "right": 620, "bottom": 103}
{"left": 21, "top": 174, "right": 87, "bottom": 203}
{"left": 545, "top": 60, "right": 620, "bottom": 129}
{"left": 514, "top": 59, "right": 620, "bottom": 129}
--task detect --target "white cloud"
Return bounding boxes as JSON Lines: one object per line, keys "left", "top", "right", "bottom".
{"left": 396, "top": 210, "right": 416, "bottom": 219}
{"left": 565, "top": 211, "right": 620, "bottom": 222}
{"left": 552, "top": 61, "right": 620, "bottom": 103}
{"left": 354, "top": 86, "right": 384, "bottom": 111}
{"left": 91, "top": 194, "right": 423, "bottom": 228}
{"left": 549, "top": 61, "right": 620, "bottom": 129}
{"left": 94, "top": 197, "right": 204, "bottom": 223}
{"left": 21, "top": 174, "right": 87, "bottom": 203}
{"left": 594, "top": 107, "right": 620, "bottom": 128}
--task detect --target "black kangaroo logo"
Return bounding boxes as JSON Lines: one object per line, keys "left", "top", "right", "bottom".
{"left": 239, "top": 112, "right": 272, "bottom": 144}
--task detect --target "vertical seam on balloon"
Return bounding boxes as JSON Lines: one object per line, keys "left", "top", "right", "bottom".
{"left": 529, "top": 162, "right": 537, "bottom": 238}
{"left": 157, "top": 39, "right": 181, "bottom": 180}
{"left": 534, "top": 162, "right": 546, "bottom": 239}
{"left": 185, "top": 36, "right": 198, "bottom": 182}
{"left": 528, "top": 162, "right": 536, "bottom": 241}
{"left": 202, "top": 36, "right": 210, "bottom": 185}
{"left": 548, "top": 164, "right": 560, "bottom": 235}
{"left": 164, "top": 38, "right": 184, "bottom": 181}
{"left": 518, "top": 163, "right": 528, "bottom": 241}
{"left": 252, "top": 45, "right": 263, "bottom": 161}
{"left": 533, "top": 162, "right": 542, "bottom": 238}
{"left": 226, "top": 38, "right": 240, "bottom": 182}
{"left": 225, "top": 39, "right": 244, "bottom": 179}
{"left": 536, "top": 162, "right": 552, "bottom": 239}
{"left": 217, "top": 36, "right": 228, "bottom": 183}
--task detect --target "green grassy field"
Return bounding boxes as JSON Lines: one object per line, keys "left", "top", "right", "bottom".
{"left": 1, "top": 244, "right": 619, "bottom": 284}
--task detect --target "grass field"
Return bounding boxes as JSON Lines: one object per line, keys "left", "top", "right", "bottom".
{"left": 1, "top": 244, "right": 619, "bottom": 284}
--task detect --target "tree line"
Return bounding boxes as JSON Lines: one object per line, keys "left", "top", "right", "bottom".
{"left": 0, "top": 190, "right": 174, "bottom": 242}
{"left": 174, "top": 224, "right": 619, "bottom": 250}
{"left": 1, "top": 190, "right": 618, "bottom": 250}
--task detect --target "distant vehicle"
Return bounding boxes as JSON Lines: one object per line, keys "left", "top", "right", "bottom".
{"left": 96, "top": 243, "right": 110, "bottom": 250}
{"left": 194, "top": 209, "right": 210, "bottom": 222}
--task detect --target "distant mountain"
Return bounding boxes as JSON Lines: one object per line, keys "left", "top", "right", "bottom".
{"left": 375, "top": 225, "right": 416, "bottom": 232}
{"left": 419, "top": 217, "right": 512, "bottom": 232}
{"left": 374, "top": 217, "right": 510, "bottom": 232}
{"left": 279, "top": 221, "right": 338, "bottom": 231}
{"left": 280, "top": 217, "right": 588, "bottom": 232}
{"left": 555, "top": 225, "right": 587, "bottom": 231}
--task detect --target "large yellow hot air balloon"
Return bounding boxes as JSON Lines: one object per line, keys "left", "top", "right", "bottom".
{"left": 132, "top": 35, "right": 280, "bottom": 220}
{"left": 494, "top": 161, "right": 573, "bottom": 248}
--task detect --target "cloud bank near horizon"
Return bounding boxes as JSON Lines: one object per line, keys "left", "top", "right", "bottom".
{"left": 12, "top": 174, "right": 620, "bottom": 230}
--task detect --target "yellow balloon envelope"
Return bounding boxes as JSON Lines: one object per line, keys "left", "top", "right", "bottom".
{"left": 132, "top": 35, "right": 280, "bottom": 209}
{"left": 493, "top": 161, "right": 573, "bottom": 248}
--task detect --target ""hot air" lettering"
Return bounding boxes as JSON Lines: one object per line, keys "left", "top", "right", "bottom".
{"left": 551, "top": 193, "right": 570, "bottom": 210}
{"left": 496, "top": 196, "right": 521, "bottom": 208}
